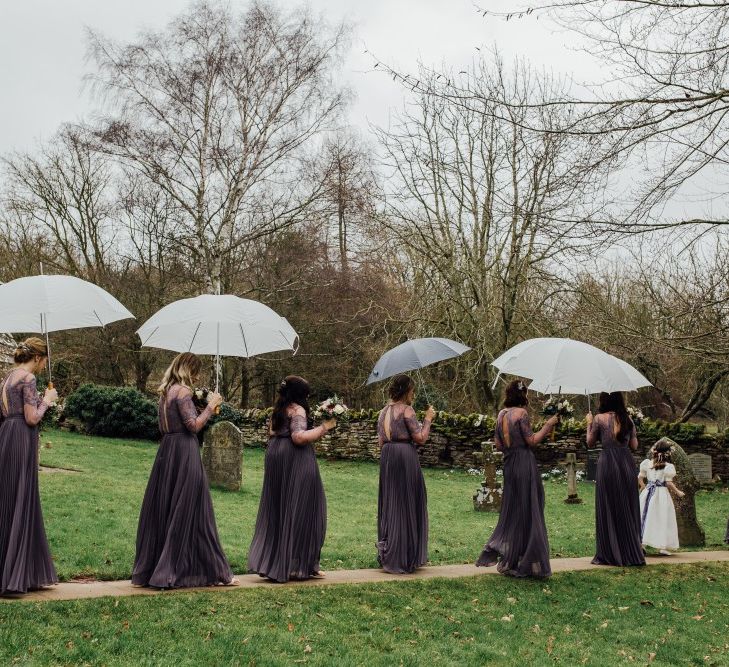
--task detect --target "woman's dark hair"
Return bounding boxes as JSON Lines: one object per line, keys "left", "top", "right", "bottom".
{"left": 503, "top": 379, "right": 528, "bottom": 408}
{"left": 389, "top": 374, "right": 415, "bottom": 402}
{"left": 271, "top": 375, "right": 311, "bottom": 432}
{"left": 651, "top": 439, "right": 672, "bottom": 470}
{"left": 597, "top": 391, "right": 631, "bottom": 442}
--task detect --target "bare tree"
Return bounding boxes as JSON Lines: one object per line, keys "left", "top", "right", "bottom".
{"left": 374, "top": 56, "right": 600, "bottom": 407}
{"left": 87, "top": 1, "right": 348, "bottom": 293}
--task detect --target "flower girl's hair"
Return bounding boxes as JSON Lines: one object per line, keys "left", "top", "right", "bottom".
{"left": 651, "top": 440, "right": 672, "bottom": 470}
{"left": 13, "top": 337, "right": 47, "bottom": 364}
{"left": 158, "top": 352, "right": 201, "bottom": 395}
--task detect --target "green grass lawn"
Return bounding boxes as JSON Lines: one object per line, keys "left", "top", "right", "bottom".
{"left": 1, "top": 563, "right": 728, "bottom": 666}
{"left": 37, "top": 429, "right": 728, "bottom": 582}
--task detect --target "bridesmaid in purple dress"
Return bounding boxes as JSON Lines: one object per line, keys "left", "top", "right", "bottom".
{"left": 586, "top": 391, "right": 645, "bottom": 567}
{"left": 248, "top": 376, "right": 334, "bottom": 582}
{"left": 132, "top": 352, "right": 236, "bottom": 588}
{"left": 476, "top": 380, "right": 557, "bottom": 578}
{"left": 0, "top": 337, "right": 59, "bottom": 596}
{"left": 377, "top": 374, "right": 435, "bottom": 574}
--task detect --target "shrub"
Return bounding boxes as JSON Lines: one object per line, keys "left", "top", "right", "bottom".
{"left": 64, "top": 384, "right": 159, "bottom": 440}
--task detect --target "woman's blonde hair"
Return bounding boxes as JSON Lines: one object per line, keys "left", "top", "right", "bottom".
{"left": 14, "top": 337, "right": 48, "bottom": 364}
{"left": 158, "top": 352, "right": 202, "bottom": 395}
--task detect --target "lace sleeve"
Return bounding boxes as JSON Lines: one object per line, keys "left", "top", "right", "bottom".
{"left": 290, "top": 405, "right": 326, "bottom": 445}
{"left": 22, "top": 375, "right": 48, "bottom": 426}
{"left": 177, "top": 388, "right": 212, "bottom": 434}
{"left": 517, "top": 410, "right": 535, "bottom": 441}
{"left": 404, "top": 406, "right": 431, "bottom": 446}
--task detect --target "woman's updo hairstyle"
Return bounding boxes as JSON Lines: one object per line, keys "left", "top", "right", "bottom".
{"left": 389, "top": 374, "right": 415, "bottom": 402}
{"left": 271, "top": 375, "right": 311, "bottom": 432}
{"left": 503, "top": 379, "right": 528, "bottom": 408}
{"left": 14, "top": 337, "right": 48, "bottom": 364}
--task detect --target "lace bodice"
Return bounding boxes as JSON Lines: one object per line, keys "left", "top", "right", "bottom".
{"left": 639, "top": 460, "right": 676, "bottom": 484}
{"left": 377, "top": 402, "right": 431, "bottom": 446}
{"left": 494, "top": 408, "right": 534, "bottom": 450}
{"left": 271, "top": 404, "right": 325, "bottom": 445}
{"left": 587, "top": 412, "right": 637, "bottom": 449}
{"left": 0, "top": 368, "right": 48, "bottom": 426}
{"left": 159, "top": 384, "right": 213, "bottom": 435}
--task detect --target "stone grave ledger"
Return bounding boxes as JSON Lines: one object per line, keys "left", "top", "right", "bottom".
{"left": 687, "top": 453, "right": 712, "bottom": 483}
{"left": 202, "top": 421, "right": 244, "bottom": 491}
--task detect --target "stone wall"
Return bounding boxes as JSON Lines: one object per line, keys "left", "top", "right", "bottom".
{"left": 235, "top": 414, "right": 729, "bottom": 479}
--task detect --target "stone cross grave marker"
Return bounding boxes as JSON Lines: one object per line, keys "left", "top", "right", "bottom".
{"left": 562, "top": 451, "right": 583, "bottom": 504}
{"left": 473, "top": 441, "right": 503, "bottom": 512}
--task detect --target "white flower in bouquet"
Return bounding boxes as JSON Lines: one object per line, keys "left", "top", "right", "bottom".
{"left": 541, "top": 396, "right": 574, "bottom": 418}
{"left": 627, "top": 406, "right": 645, "bottom": 426}
{"left": 313, "top": 395, "right": 349, "bottom": 421}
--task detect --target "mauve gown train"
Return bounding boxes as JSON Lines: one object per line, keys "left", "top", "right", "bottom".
{"left": 248, "top": 405, "right": 327, "bottom": 582}
{"left": 132, "top": 384, "right": 232, "bottom": 588}
{"left": 476, "top": 407, "right": 551, "bottom": 578}
{"left": 0, "top": 369, "right": 58, "bottom": 595}
{"left": 588, "top": 413, "right": 645, "bottom": 567}
{"left": 376, "top": 403, "right": 430, "bottom": 574}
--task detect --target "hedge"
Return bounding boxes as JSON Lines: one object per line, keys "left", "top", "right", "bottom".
{"left": 57, "top": 383, "right": 727, "bottom": 448}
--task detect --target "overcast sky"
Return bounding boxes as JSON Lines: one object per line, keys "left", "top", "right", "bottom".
{"left": 0, "top": 0, "right": 602, "bottom": 154}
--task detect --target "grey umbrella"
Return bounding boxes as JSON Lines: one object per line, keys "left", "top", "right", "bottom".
{"left": 366, "top": 337, "right": 471, "bottom": 385}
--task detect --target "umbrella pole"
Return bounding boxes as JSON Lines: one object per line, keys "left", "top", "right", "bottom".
{"left": 39, "top": 262, "right": 53, "bottom": 388}
{"left": 415, "top": 368, "right": 431, "bottom": 407}
{"left": 42, "top": 313, "right": 52, "bottom": 388}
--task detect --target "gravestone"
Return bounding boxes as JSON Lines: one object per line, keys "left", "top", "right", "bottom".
{"left": 202, "top": 420, "right": 243, "bottom": 491}
{"left": 687, "top": 453, "right": 712, "bottom": 483}
{"left": 473, "top": 442, "right": 503, "bottom": 512}
{"left": 562, "top": 452, "right": 583, "bottom": 504}
{"left": 653, "top": 438, "right": 705, "bottom": 546}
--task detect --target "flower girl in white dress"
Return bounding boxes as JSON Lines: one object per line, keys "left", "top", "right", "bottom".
{"left": 638, "top": 441, "right": 685, "bottom": 555}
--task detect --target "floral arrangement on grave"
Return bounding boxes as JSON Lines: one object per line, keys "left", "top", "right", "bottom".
{"left": 541, "top": 396, "right": 575, "bottom": 441}
{"left": 627, "top": 406, "right": 645, "bottom": 427}
{"left": 313, "top": 396, "right": 350, "bottom": 422}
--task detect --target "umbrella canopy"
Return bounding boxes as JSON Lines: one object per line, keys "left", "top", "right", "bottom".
{"left": 136, "top": 294, "right": 298, "bottom": 358}
{"left": 367, "top": 337, "right": 471, "bottom": 385}
{"left": 493, "top": 337, "right": 651, "bottom": 395}
{"left": 0, "top": 275, "right": 134, "bottom": 333}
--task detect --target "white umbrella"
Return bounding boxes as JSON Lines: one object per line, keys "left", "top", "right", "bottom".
{"left": 136, "top": 294, "right": 299, "bottom": 390}
{"left": 492, "top": 337, "right": 651, "bottom": 396}
{"left": 0, "top": 274, "right": 135, "bottom": 384}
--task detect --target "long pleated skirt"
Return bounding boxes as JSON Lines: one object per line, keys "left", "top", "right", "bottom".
{"left": 377, "top": 441, "right": 428, "bottom": 574}
{"left": 593, "top": 445, "right": 645, "bottom": 566}
{"left": 0, "top": 415, "right": 58, "bottom": 595}
{"left": 476, "top": 446, "right": 551, "bottom": 578}
{"left": 132, "top": 432, "right": 232, "bottom": 588}
{"left": 247, "top": 436, "right": 327, "bottom": 582}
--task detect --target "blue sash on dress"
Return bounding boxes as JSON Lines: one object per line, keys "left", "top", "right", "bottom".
{"left": 640, "top": 480, "right": 666, "bottom": 538}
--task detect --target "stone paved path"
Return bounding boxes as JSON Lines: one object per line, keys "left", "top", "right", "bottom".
{"left": 5, "top": 550, "right": 727, "bottom": 603}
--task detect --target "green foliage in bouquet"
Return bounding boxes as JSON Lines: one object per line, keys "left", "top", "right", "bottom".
{"left": 64, "top": 384, "right": 159, "bottom": 440}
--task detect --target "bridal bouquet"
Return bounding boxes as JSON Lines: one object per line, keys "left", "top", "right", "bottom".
{"left": 627, "top": 406, "right": 645, "bottom": 427}
{"left": 541, "top": 396, "right": 573, "bottom": 441}
{"left": 192, "top": 387, "right": 220, "bottom": 414}
{"left": 541, "top": 396, "right": 574, "bottom": 419}
{"left": 192, "top": 387, "right": 211, "bottom": 411}
{"left": 313, "top": 396, "right": 349, "bottom": 422}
